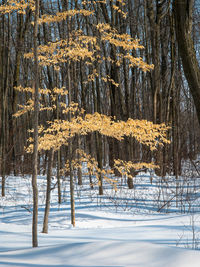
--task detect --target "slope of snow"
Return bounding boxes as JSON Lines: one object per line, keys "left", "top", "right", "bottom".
{"left": 1, "top": 240, "right": 200, "bottom": 267}
{"left": 1, "top": 173, "right": 200, "bottom": 266}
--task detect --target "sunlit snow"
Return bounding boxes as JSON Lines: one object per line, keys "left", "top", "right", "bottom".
{"left": 1, "top": 172, "right": 200, "bottom": 266}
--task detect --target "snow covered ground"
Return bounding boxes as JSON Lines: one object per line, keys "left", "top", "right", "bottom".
{"left": 1, "top": 172, "right": 200, "bottom": 266}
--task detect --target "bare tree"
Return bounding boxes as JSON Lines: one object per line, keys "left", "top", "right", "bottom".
{"left": 173, "top": 0, "right": 200, "bottom": 126}
{"left": 32, "top": 0, "right": 40, "bottom": 248}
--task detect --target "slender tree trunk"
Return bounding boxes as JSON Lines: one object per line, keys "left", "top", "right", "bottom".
{"left": 77, "top": 136, "right": 82, "bottom": 186}
{"left": 56, "top": 72, "right": 62, "bottom": 204}
{"left": 0, "top": 8, "right": 11, "bottom": 195}
{"left": 87, "top": 134, "right": 94, "bottom": 189}
{"left": 42, "top": 149, "right": 54, "bottom": 233}
{"left": 69, "top": 148, "right": 75, "bottom": 226}
{"left": 57, "top": 149, "right": 62, "bottom": 204}
{"left": 95, "top": 132, "right": 103, "bottom": 195}
{"left": 32, "top": 0, "right": 40, "bottom": 248}
{"left": 68, "top": 65, "right": 75, "bottom": 227}
{"left": 1, "top": 12, "right": 6, "bottom": 197}
{"left": 12, "top": 13, "right": 23, "bottom": 176}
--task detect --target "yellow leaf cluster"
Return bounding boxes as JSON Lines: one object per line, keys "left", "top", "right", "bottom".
{"left": 24, "top": 34, "right": 96, "bottom": 66}
{"left": 114, "top": 159, "right": 159, "bottom": 179}
{"left": 0, "top": 0, "right": 35, "bottom": 14}
{"left": 68, "top": 149, "right": 117, "bottom": 190}
{"left": 96, "top": 23, "right": 154, "bottom": 71}
{"left": 96, "top": 24, "right": 144, "bottom": 50}
{"left": 26, "top": 106, "right": 170, "bottom": 153}
{"left": 62, "top": 102, "right": 85, "bottom": 116}
{"left": 38, "top": 9, "right": 94, "bottom": 25}
{"left": 14, "top": 85, "right": 33, "bottom": 93}
{"left": 125, "top": 54, "right": 154, "bottom": 72}
{"left": 87, "top": 69, "right": 99, "bottom": 82}
{"left": 14, "top": 85, "right": 51, "bottom": 95}
{"left": 112, "top": 4, "right": 127, "bottom": 19}
{"left": 14, "top": 99, "right": 34, "bottom": 118}
{"left": 13, "top": 86, "right": 68, "bottom": 117}
{"left": 101, "top": 75, "right": 119, "bottom": 87}
{"left": 53, "top": 87, "right": 68, "bottom": 96}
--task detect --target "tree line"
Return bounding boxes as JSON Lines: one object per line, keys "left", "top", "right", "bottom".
{"left": 0, "top": 0, "right": 200, "bottom": 187}
{"left": 0, "top": 0, "right": 200, "bottom": 246}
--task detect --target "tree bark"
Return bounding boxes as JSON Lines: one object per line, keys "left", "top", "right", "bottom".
{"left": 57, "top": 149, "right": 62, "bottom": 204}
{"left": 42, "top": 149, "right": 54, "bottom": 233}
{"left": 68, "top": 64, "right": 75, "bottom": 227}
{"left": 32, "top": 0, "right": 39, "bottom": 248}
{"left": 173, "top": 0, "right": 200, "bottom": 126}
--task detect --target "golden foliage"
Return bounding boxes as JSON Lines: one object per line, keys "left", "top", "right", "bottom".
{"left": 13, "top": 86, "right": 68, "bottom": 117}
{"left": 14, "top": 85, "right": 52, "bottom": 95}
{"left": 63, "top": 149, "right": 117, "bottom": 190}
{"left": 25, "top": 104, "right": 170, "bottom": 153}
{"left": 24, "top": 33, "right": 97, "bottom": 66}
{"left": 96, "top": 23, "right": 154, "bottom": 72}
{"left": 38, "top": 9, "right": 94, "bottom": 25}
{"left": 114, "top": 159, "right": 159, "bottom": 180}
{"left": 14, "top": 99, "right": 34, "bottom": 118}
{"left": 53, "top": 87, "right": 68, "bottom": 96}
{"left": 96, "top": 23, "right": 144, "bottom": 50}
{"left": 24, "top": 21, "right": 153, "bottom": 74}
{"left": 112, "top": 4, "right": 127, "bottom": 19}
{"left": 61, "top": 147, "right": 159, "bottom": 190}
{"left": 62, "top": 102, "right": 85, "bottom": 116}
{"left": 0, "top": 0, "right": 35, "bottom": 14}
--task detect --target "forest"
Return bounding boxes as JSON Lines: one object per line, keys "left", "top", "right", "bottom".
{"left": 1, "top": 0, "right": 200, "bottom": 254}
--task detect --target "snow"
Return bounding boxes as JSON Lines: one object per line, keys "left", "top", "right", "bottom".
{"left": 1, "top": 173, "right": 200, "bottom": 266}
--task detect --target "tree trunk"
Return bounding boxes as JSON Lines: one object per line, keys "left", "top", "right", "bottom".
{"left": 57, "top": 149, "right": 62, "bottom": 204}
{"left": 173, "top": 0, "right": 200, "bottom": 126}
{"left": 32, "top": 0, "right": 39, "bottom": 248}
{"left": 42, "top": 149, "right": 54, "bottom": 233}
{"left": 68, "top": 64, "right": 75, "bottom": 227}
{"left": 77, "top": 136, "right": 82, "bottom": 186}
